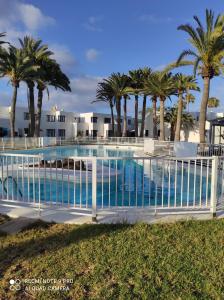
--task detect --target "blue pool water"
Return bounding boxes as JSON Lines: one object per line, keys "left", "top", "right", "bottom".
{"left": 15, "top": 144, "right": 134, "bottom": 158}
{"left": 2, "top": 145, "right": 216, "bottom": 208}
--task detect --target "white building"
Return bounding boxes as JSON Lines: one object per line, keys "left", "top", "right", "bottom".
{"left": 143, "top": 108, "right": 224, "bottom": 144}
{"left": 0, "top": 106, "right": 134, "bottom": 138}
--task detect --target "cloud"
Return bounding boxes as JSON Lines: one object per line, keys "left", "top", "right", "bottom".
{"left": 18, "top": 3, "right": 55, "bottom": 31}
{"left": 46, "top": 75, "right": 104, "bottom": 112}
{"left": 51, "top": 44, "right": 77, "bottom": 73}
{"left": 83, "top": 16, "right": 103, "bottom": 32}
{"left": 139, "top": 14, "right": 173, "bottom": 24}
{"left": 0, "top": 0, "right": 55, "bottom": 45}
{"left": 85, "top": 48, "right": 100, "bottom": 62}
{"left": 0, "top": 75, "right": 106, "bottom": 113}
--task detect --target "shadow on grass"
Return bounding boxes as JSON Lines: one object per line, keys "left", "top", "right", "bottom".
{"left": 0, "top": 221, "right": 129, "bottom": 277}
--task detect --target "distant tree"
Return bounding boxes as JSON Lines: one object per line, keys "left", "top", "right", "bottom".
{"left": 165, "top": 107, "right": 195, "bottom": 141}
{"left": 207, "top": 97, "right": 220, "bottom": 108}
{"left": 94, "top": 81, "right": 115, "bottom": 136}
{"left": 143, "top": 71, "right": 175, "bottom": 140}
{"left": 129, "top": 69, "right": 143, "bottom": 137}
{"left": 173, "top": 73, "right": 199, "bottom": 141}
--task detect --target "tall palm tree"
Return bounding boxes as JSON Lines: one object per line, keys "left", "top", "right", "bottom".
{"left": 35, "top": 59, "right": 71, "bottom": 137}
{"left": 94, "top": 80, "right": 115, "bottom": 136}
{"left": 129, "top": 69, "right": 143, "bottom": 137}
{"left": 106, "top": 73, "right": 130, "bottom": 137}
{"left": 143, "top": 71, "right": 175, "bottom": 140}
{"left": 122, "top": 92, "right": 130, "bottom": 137}
{"left": 165, "top": 106, "right": 195, "bottom": 141}
{"left": 140, "top": 67, "right": 151, "bottom": 137}
{"left": 173, "top": 74, "right": 199, "bottom": 141}
{"left": 0, "top": 46, "right": 39, "bottom": 137}
{"left": 208, "top": 97, "right": 220, "bottom": 108}
{"left": 177, "top": 9, "right": 224, "bottom": 143}
{"left": 19, "top": 36, "right": 53, "bottom": 136}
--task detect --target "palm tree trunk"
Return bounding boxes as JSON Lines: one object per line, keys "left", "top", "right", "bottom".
{"left": 170, "top": 123, "right": 175, "bottom": 141}
{"left": 152, "top": 96, "right": 157, "bottom": 139}
{"left": 199, "top": 76, "right": 210, "bottom": 144}
{"left": 159, "top": 97, "right": 165, "bottom": 141}
{"left": 27, "top": 82, "right": 35, "bottom": 137}
{"left": 174, "top": 91, "right": 183, "bottom": 141}
{"left": 116, "top": 97, "right": 122, "bottom": 137}
{"left": 10, "top": 85, "right": 18, "bottom": 138}
{"left": 140, "top": 94, "right": 147, "bottom": 137}
{"left": 122, "top": 96, "right": 127, "bottom": 137}
{"left": 35, "top": 87, "right": 43, "bottom": 137}
{"left": 134, "top": 94, "right": 138, "bottom": 137}
{"left": 110, "top": 102, "right": 115, "bottom": 137}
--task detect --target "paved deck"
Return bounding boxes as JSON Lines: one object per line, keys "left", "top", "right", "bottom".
{"left": 0, "top": 200, "right": 223, "bottom": 225}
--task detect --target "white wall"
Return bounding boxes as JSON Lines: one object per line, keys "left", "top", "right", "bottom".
{"left": 0, "top": 106, "right": 134, "bottom": 138}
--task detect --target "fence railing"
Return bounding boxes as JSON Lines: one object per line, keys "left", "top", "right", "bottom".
{"left": 0, "top": 137, "right": 145, "bottom": 150}
{"left": 0, "top": 153, "right": 222, "bottom": 220}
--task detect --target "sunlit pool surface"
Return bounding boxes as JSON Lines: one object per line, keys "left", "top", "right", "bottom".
{"left": 2, "top": 145, "right": 220, "bottom": 208}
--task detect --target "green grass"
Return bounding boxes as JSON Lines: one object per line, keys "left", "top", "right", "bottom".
{"left": 0, "top": 219, "right": 224, "bottom": 299}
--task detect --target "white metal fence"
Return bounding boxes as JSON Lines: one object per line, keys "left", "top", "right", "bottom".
{"left": 0, "top": 153, "right": 222, "bottom": 220}
{"left": 0, "top": 137, "right": 144, "bottom": 150}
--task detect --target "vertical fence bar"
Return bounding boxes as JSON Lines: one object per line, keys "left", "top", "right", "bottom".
{"left": 210, "top": 156, "right": 218, "bottom": 217}
{"left": 92, "top": 157, "right": 97, "bottom": 221}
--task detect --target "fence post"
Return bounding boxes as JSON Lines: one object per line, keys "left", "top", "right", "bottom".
{"left": 25, "top": 136, "right": 27, "bottom": 150}
{"left": 38, "top": 155, "right": 41, "bottom": 216}
{"left": 92, "top": 157, "right": 97, "bottom": 222}
{"left": 210, "top": 156, "right": 218, "bottom": 217}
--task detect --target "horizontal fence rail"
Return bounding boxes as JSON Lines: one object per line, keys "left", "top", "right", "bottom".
{"left": 0, "top": 137, "right": 144, "bottom": 150}
{"left": 0, "top": 153, "right": 222, "bottom": 219}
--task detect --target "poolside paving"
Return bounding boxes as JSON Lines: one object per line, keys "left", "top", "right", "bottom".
{"left": 0, "top": 200, "right": 219, "bottom": 226}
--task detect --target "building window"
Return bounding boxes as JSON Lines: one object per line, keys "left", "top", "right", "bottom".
{"left": 104, "top": 118, "right": 111, "bottom": 124}
{"left": 86, "top": 130, "right": 89, "bottom": 136}
{"left": 128, "top": 119, "right": 131, "bottom": 125}
{"left": 107, "top": 130, "right": 113, "bottom": 137}
{"left": 46, "top": 129, "right": 55, "bottom": 137}
{"left": 24, "top": 128, "right": 29, "bottom": 135}
{"left": 24, "top": 112, "right": 29, "bottom": 120}
{"left": 145, "top": 130, "right": 149, "bottom": 137}
{"left": 91, "top": 117, "right": 98, "bottom": 123}
{"left": 91, "top": 130, "right": 97, "bottom": 137}
{"left": 47, "top": 115, "right": 55, "bottom": 122}
{"left": 58, "top": 115, "right": 65, "bottom": 122}
{"left": 58, "top": 129, "right": 65, "bottom": 138}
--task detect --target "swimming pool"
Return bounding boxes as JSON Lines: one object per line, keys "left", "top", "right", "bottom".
{"left": 1, "top": 145, "right": 217, "bottom": 210}
{"left": 14, "top": 144, "right": 135, "bottom": 158}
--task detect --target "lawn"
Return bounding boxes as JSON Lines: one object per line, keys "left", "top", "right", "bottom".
{"left": 0, "top": 219, "right": 224, "bottom": 299}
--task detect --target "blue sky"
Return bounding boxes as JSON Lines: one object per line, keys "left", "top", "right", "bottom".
{"left": 0, "top": 0, "right": 224, "bottom": 114}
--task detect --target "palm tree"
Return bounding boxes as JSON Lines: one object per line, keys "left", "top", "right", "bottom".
{"left": 173, "top": 74, "right": 199, "bottom": 141}
{"left": 19, "top": 36, "right": 53, "bottom": 136}
{"left": 165, "top": 106, "right": 195, "bottom": 141}
{"left": 94, "top": 80, "right": 115, "bottom": 136}
{"left": 122, "top": 92, "right": 130, "bottom": 137}
{"left": 129, "top": 69, "right": 143, "bottom": 137}
{"left": 185, "top": 93, "right": 195, "bottom": 111}
{"left": 143, "top": 71, "right": 175, "bottom": 140}
{"left": 106, "top": 73, "right": 130, "bottom": 137}
{"left": 208, "top": 97, "right": 220, "bottom": 108}
{"left": 177, "top": 9, "right": 224, "bottom": 143}
{"left": 0, "top": 46, "right": 39, "bottom": 137}
{"left": 35, "top": 59, "right": 71, "bottom": 137}
{"left": 140, "top": 67, "right": 151, "bottom": 137}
